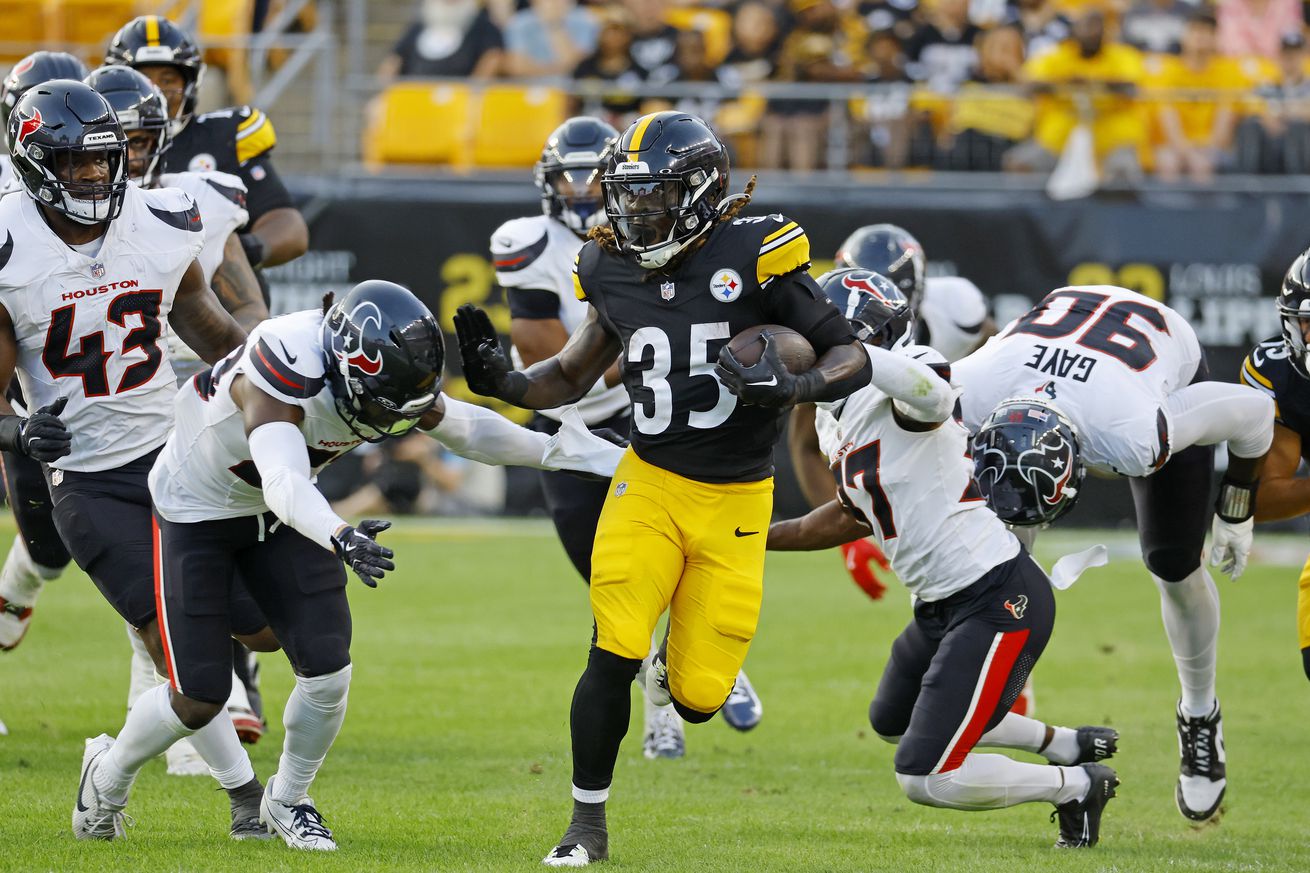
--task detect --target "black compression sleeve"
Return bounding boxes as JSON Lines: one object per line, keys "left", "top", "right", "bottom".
{"left": 239, "top": 156, "right": 294, "bottom": 223}
{"left": 0, "top": 415, "right": 22, "bottom": 455}
{"left": 765, "top": 270, "right": 857, "bottom": 353}
{"left": 508, "top": 287, "right": 562, "bottom": 320}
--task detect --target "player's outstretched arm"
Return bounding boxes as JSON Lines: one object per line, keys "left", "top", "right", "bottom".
{"left": 866, "top": 345, "right": 957, "bottom": 429}
{"left": 0, "top": 304, "right": 70, "bottom": 462}
{"left": 246, "top": 206, "right": 308, "bottom": 268}
{"left": 211, "top": 232, "right": 269, "bottom": 333}
{"left": 454, "top": 304, "right": 620, "bottom": 410}
{"left": 768, "top": 499, "right": 872, "bottom": 552}
{"left": 417, "top": 396, "right": 623, "bottom": 478}
{"left": 1253, "top": 424, "right": 1310, "bottom": 522}
{"left": 169, "top": 260, "right": 249, "bottom": 365}
{"left": 788, "top": 403, "right": 836, "bottom": 508}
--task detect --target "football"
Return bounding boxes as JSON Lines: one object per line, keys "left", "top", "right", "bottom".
{"left": 726, "top": 324, "right": 817, "bottom": 374}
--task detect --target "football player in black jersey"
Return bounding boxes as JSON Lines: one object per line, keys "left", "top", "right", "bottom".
{"left": 1241, "top": 248, "right": 1310, "bottom": 683}
{"left": 456, "top": 111, "right": 871, "bottom": 867}
{"left": 103, "top": 15, "right": 308, "bottom": 272}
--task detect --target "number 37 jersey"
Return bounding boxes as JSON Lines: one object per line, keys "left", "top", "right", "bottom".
{"left": 0, "top": 184, "right": 204, "bottom": 471}
{"left": 954, "top": 285, "right": 1201, "bottom": 478}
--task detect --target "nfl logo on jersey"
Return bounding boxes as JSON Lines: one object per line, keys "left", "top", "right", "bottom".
{"left": 661, "top": 281, "right": 675, "bottom": 301}
{"left": 91, "top": 263, "right": 105, "bottom": 279}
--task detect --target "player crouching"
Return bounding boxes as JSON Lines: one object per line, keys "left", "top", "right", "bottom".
{"left": 74, "top": 281, "right": 623, "bottom": 848}
{"left": 767, "top": 269, "right": 1119, "bottom": 847}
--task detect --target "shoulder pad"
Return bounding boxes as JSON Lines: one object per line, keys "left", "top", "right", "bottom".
{"left": 491, "top": 216, "right": 551, "bottom": 278}
{"left": 233, "top": 106, "right": 277, "bottom": 165}
{"left": 144, "top": 188, "right": 204, "bottom": 233}
{"left": 245, "top": 316, "right": 327, "bottom": 402}
{"left": 731, "top": 213, "right": 809, "bottom": 285}
{"left": 1240, "top": 339, "right": 1287, "bottom": 399}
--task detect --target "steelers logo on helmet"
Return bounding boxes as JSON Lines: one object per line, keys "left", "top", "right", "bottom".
{"left": 710, "top": 268, "right": 743, "bottom": 303}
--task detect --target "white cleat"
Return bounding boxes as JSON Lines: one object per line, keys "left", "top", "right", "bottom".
{"left": 73, "top": 734, "right": 129, "bottom": 840}
{"left": 165, "top": 737, "right": 210, "bottom": 777}
{"left": 0, "top": 597, "right": 34, "bottom": 650}
{"left": 1176, "top": 701, "right": 1226, "bottom": 823}
{"left": 721, "top": 669, "right": 763, "bottom": 732}
{"left": 640, "top": 652, "right": 671, "bottom": 707}
{"left": 642, "top": 695, "right": 685, "bottom": 760}
{"left": 260, "top": 774, "right": 337, "bottom": 850}
{"left": 543, "top": 844, "right": 595, "bottom": 867}
{"left": 0, "top": 712, "right": 7, "bottom": 735}
{"left": 229, "top": 705, "right": 264, "bottom": 745}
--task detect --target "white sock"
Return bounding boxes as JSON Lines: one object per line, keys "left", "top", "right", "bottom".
{"left": 188, "top": 708, "right": 256, "bottom": 789}
{"left": 977, "top": 714, "right": 1083, "bottom": 765}
{"left": 125, "top": 623, "right": 160, "bottom": 710}
{"left": 227, "top": 669, "right": 253, "bottom": 713}
{"left": 0, "top": 535, "right": 54, "bottom": 607}
{"left": 1154, "top": 566, "right": 1220, "bottom": 717}
{"left": 271, "top": 664, "right": 352, "bottom": 803}
{"left": 94, "top": 684, "right": 191, "bottom": 804}
{"left": 896, "top": 753, "right": 1090, "bottom": 810}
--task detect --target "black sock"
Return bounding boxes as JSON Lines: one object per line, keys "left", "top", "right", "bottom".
{"left": 570, "top": 646, "right": 640, "bottom": 797}
{"left": 227, "top": 776, "right": 264, "bottom": 819}
{"left": 560, "top": 800, "right": 608, "bottom": 859}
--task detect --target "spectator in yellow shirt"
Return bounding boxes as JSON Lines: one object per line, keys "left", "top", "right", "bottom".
{"left": 1149, "top": 11, "right": 1249, "bottom": 182}
{"left": 941, "top": 22, "right": 1034, "bottom": 170}
{"left": 1006, "top": 10, "right": 1147, "bottom": 182}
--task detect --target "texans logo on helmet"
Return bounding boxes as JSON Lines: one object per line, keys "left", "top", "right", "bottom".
{"left": 10, "top": 57, "right": 33, "bottom": 76}
{"left": 333, "top": 301, "right": 385, "bottom": 376}
{"left": 841, "top": 273, "right": 889, "bottom": 299}
{"left": 15, "top": 107, "right": 42, "bottom": 145}
{"left": 1022, "top": 433, "right": 1074, "bottom": 506}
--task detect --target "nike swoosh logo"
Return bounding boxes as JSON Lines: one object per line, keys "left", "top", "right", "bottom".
{"left": 75, "top": 753, "right": 93, "bottom": 812}
{"left": 277, "top": 340, "right": 298, "bottom": 364}
{"left": 748, "top": 376, "right": 778, "bottom": 387}
{"left": 734, "top": 527, "right": 759, "bottom": 537}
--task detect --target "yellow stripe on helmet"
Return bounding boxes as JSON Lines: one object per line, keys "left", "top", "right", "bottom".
{"left": 145, "top": 15, "right": 161, "bottom": 46}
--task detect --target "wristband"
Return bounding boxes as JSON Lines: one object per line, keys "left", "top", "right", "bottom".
{"left": 239, "top": 232, "right": 266, "bottom": 269}
{"left": 0, "top": 415, "right": 22, "bottom": 454}
{"left": 1215, "top": 477, "right": 1257, "bottom": 523}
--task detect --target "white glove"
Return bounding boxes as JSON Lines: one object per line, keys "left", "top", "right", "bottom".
{"left": 1209, "top": 516, "right": 1254, "bottom": 580}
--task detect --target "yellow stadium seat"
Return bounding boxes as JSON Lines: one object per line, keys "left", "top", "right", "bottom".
{"left": 364, "top": 82, "right": 471, "bottom": 167}
{"left": 469, "top": 85, "right": 566, "bottom": 168}
{"left": 47, "top": 0, "right": 142, "bottom": 58}
{"left": 0, "top": 2, "right": 50, "bottom": 63}
{"left": 665, "top": 7, "right": 732, "bottom": 66}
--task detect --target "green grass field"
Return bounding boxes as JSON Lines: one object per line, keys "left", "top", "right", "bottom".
{"left": 4, "top": 519, "right": 1310, "bottom": 872}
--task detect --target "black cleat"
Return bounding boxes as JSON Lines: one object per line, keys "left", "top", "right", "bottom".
{"left": 1053, "top": 763, "right": 1119, "bottom": 848}
{"left": 1175, "top": 701, "right": 1226, "bottom": 823}
{"left": 1072, "top": 726, "right": 1118, "bottom": 764}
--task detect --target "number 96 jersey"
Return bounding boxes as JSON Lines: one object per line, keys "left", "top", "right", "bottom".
{"left": 817, "top": 345, "right": 1019, "bottom": 601}
{"left": 0, "top": 184, "right": 204, "bottom": 471}
{"left": 954, "top": 285, "right": 1201, "bottom": 478}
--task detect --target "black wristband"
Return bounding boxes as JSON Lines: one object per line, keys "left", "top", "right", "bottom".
{"left": 0, "top": 415, "right": 23, "bottom": 455}
{"left": 1215, "top": 477, "right": 1258, "bottom": 524}
{"left": 789, "top": 369, "right": 825, "bottom": 405}
{"left": 239, "top": 232, "right": 266, "bottom": 269}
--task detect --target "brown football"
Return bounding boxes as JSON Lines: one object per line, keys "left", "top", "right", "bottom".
{"left": 726, "top": 324, "right": 817, "bottom": 374}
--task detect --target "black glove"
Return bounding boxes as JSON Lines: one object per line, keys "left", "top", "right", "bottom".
{"left": 453, "top": 304, "right": 523, "bottom": 399}
{"left": 590, "top": 427, "right": 630, "bottom": 448}
{"left": 714, "top": 334, "right": 803, "bottom": 409}
{"left": 331, "top": 519, "right": 395, "bottom": 587}
{"left": 0, "top": 398, "right": 72, "bottom": 462}
{"left": 238, "top": 232, "right": 266, "bottom": 270}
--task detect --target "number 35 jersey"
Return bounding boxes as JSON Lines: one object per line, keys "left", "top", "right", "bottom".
{"left": 0, "top": 184, "right": 204, "bottom": 471}
{"left": 817, "top": 345, "right": 1019, "bottom": 601}
{"left": 954, "top": 285, "right": 1201, "bottom": 478}
{"left": 574, "top": 214, "right": 856, "bottom": 483}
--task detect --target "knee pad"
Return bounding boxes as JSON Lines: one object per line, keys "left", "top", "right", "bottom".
{"left": 588, "top": 645, "right": 641, "bottom": 686}
{"left": 672, "top": 699, "right": 716, "bottom": 725}
{"left": 895, "top": 772, "right": 934, "bottom": 806}
{"left": 294, "top": 633, "right": 350, "bottom": 678}
{"left": 669, "top": 670, "right": 732, "bottom": 720}
{"left": 868, "top": 697, "right": 910, "bottom": 742}
{"left": 296, "top": 662, "right": 352, "bottom": 710}
{"left": 1143, "top": 546, "right": 1201, "bottom": 583}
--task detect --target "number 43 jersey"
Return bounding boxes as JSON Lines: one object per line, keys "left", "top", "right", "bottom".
{"left": 574, "top": 213, "right": 856, "bottom": 483}
{"left": 817, "top": 345, "right": 1018, "bottom": 602}
{"left": 0, "top": 184, "right": 204, "bottom": 471}
{"left": 954, "top": 285, "right": 1202, "bottom": 478}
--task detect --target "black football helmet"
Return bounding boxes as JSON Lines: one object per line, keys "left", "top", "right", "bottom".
{"left": 103, "top": 16, "right": 204, "bottom": 136}
{"left": 8, "top": 80, "right": 128, "bottom": 225}
{"left": 1278, "top": 249, "right": 1310, "bottom": 379}
{"left": 817, "top": 267, "right": 914, "bottom": 350}
{"left": 602, "top": 111, "right": 729, "bottom": 270}
{"left": 321, "top": 280, "right": 445, "bottom": 443}
{"left": 3, "top": 52, "right": 90, "bottom": 145}
{"left": 834, "top": 224, "right": 927, "bottom": 304}
{"left": 536, "top": 116, "right": 619, "bottom": 237}
{"left": 971, "top": 398, "right": 1084, "bottom": 527}
{"left": 85, "top": 66, "right": 170, "bottom": 186}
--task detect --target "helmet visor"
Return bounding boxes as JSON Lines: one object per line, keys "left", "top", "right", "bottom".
{"left": 603, "top": 178, "right": 682, "bottom": 249}
{"left": 545, "top": 166, "right": 602, "bottom": 219}
{"left": 357, "top": 391, "right": 436, "bottom": 439}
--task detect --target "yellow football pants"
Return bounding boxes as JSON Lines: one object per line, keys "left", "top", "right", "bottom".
{"left": 1298, "top": 554, "right": 1310, "bottom": 651}
{"left": 590, "top": 448, "right": 773, "bottom": 714}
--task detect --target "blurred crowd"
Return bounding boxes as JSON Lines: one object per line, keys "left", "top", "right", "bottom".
{"left": 379, "top": 0, "right": 1310, "bottom": 178}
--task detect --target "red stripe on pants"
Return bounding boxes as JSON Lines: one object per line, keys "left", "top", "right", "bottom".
{"left": 152, "top": 517, "right": 179, "bottom": 692}
{"left": 939, "top": 628, "right": 1030, "bottom": 773}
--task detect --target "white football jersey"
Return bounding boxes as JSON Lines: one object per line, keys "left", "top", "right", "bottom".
{"left": 920, "top": 275, "right": 989, "bottom": 363}
{"left": 954, "top": 285, "right": 1201, "bottom": 478}
{"left": 151, "top": 309, "right": 366, "bottom": 522}
{"left": 0, "top": 183, "right": 204, "bottom": 471}
{"left": 493, "top": 214, "right": 628, "bottom": 424}
{"left": 156, "top": 171, "right": 250, "bottom": 365}
{"left": 817, "top": 344, "right": 1019, "bottom": 601}
{"left": 0, "top": 155, "right": 15, "bottom": 197}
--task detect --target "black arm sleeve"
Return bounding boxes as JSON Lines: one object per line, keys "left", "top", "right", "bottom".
{"left": 508, "top": 287, "right": 562, "bottom": 320}
{"left": 764, "top": 270, "right": 857, "bottom": 353}
{"left": 239, "top": 155, "right": 295, "bottom": 224}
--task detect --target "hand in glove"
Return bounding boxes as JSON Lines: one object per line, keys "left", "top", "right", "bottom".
{"left": 331, "top": 519, "right": 395, "bottom": 587}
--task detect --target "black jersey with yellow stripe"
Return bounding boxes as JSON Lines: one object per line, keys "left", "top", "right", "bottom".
{"left": 575, "top": 213, "right": 856, "bottom": 483}
{"left": 161, "top": 105, "right": 290, "bottom": 223}
{"left": 1241, "top": 337, "right": 1310, "bottom": 462}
